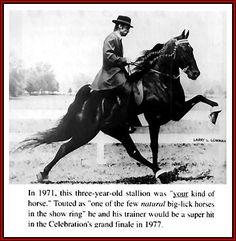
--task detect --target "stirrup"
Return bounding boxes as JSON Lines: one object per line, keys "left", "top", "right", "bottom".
{"left": 116, "top": 96, "right": 121, "bottom": 106}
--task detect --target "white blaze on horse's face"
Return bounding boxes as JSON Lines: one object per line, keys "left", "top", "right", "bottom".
{"left": 175, "top": 39, "right": 200, "bottom": 80}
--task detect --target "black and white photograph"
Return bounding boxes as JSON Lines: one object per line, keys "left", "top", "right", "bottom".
{"left": 7, "top": 4, "right": 229, "bottom": 185}
{"left": 4, "top": 3, "right": 233, "bottom": 238}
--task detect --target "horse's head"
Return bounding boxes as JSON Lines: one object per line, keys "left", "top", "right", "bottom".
{"left": 134, "top": 30, "right": 200, "bottom": 80}
{"left": 174, "top": 30, "right": 200, "bottom": 80}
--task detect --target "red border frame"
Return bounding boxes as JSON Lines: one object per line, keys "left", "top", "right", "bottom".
{"left": 0, "top": 0, "right": 235, "bottom": 240}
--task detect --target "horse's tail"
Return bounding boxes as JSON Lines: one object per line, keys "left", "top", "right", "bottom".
{"left": 19, "top": 84, "right": 92, "bottom": 150}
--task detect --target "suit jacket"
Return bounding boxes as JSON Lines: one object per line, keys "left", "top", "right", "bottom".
{"left": 91, "top": 32, "right": 128, "bottom": 90}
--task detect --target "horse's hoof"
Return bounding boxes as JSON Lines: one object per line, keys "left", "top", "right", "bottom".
{"left": 155, "top": 169, "right": 167, "bottom": 184}
{"left": 155, "top": 168, "right": 179, "bottom": 184}
{"left": 155, "top": 177, "right": 162, "bottom": 184}
{"left": 209, "top": 106, "right": 222, "bottom": 124}
{"left": 36, "top": 172, "right": 48, "bottom": 183}
{"left": 155, "top": 169, "right": 167, "bottom": 179}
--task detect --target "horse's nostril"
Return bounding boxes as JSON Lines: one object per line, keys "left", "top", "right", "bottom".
{"left": 193, "top": 71, "right": 200, "bottom": 78}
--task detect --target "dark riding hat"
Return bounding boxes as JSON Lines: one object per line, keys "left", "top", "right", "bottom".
{"left": 112, "top": 15, "right": 133, "bottom": 28}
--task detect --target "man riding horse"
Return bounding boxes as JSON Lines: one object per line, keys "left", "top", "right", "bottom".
{"left": 20, "top": 24, "right": 222, "bottom": 183}
{"left": 91, "top": 15, "right": 140, "bottom": 132}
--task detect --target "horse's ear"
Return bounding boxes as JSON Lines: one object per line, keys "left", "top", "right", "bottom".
{"left": 176, "top": 30, "right": 186, "bottom": 40}
{"left": 185, "top": 30, "right": 189, "bottom": 39}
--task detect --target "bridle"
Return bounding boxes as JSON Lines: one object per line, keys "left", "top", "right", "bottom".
{"left": 150, "top": 38, "right": 190, "bottom": 79}
{"left": 130, "top": 38, "right": 190, "bottom": 80}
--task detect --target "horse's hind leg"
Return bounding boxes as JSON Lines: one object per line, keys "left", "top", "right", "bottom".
{"left": 37, "top": 138, "right": 81, "bottom": 182}
{"left": 148, "top": 123, "right": 161, "bottom": 174}
{"left": 102, "top": 127, "right": 153, "bottom": 170}
{"left": 37, "top": 126, "right": 99, "bottom": 182}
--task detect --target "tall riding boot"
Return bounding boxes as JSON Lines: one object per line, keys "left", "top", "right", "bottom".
{"left": 126, "top": 92, "right": 141, "bottom": 133}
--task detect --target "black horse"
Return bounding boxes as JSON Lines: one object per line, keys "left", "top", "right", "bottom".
{"left": 21, "top": 30, "right": 221, "bottom": 183}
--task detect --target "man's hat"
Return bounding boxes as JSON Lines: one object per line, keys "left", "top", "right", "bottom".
{"left": 112, "top": 15, "right": 133, "bottom": 28}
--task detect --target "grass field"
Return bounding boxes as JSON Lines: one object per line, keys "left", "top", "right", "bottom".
{"left": 8, "top": 94, "right": 227, "bottom": 184}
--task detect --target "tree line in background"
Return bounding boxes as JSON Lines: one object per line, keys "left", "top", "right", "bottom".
{"left": 9, "top": 57, "right": 59, "bottom": 97}
{"left": 183, "top": 80, "right": 226, "bottom": 98}
{"left": 9, "top": 57, "right": 226, "bottom": 98}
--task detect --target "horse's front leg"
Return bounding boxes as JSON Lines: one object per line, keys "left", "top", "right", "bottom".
{"left": 186, "top": 94, "right": 219, "bottom": 109}
{"left": 173, "top": 95, "right": 221, "bottom": 124}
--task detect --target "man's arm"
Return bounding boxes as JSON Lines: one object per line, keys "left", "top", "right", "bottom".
{"left": 103, "top": 36, "right": 128, "bottom": 68}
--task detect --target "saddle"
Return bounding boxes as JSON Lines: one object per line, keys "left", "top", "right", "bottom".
{"left": 132, "top": 80, "right": 143, "bottom": 106}
{"left": 90, "top": 69, "right": 145, "bottom": 106}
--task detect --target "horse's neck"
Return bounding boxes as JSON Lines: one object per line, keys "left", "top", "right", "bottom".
{"left": 155, "top": 59, "right": 179, "bottom": 78}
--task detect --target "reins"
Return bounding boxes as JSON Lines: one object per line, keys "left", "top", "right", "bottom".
{"left": 150, "top": 69, "right": 180, "bottom": 80}
{"left": 129, "top": 62, "right": 180, "bottom": 80}
{"left": 129, "top": 38, "right": 190, "bottom": 80}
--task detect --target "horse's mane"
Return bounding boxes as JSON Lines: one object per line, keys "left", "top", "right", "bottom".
{"left": 133, "top": 43, "right": 164, "bottom": 72}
